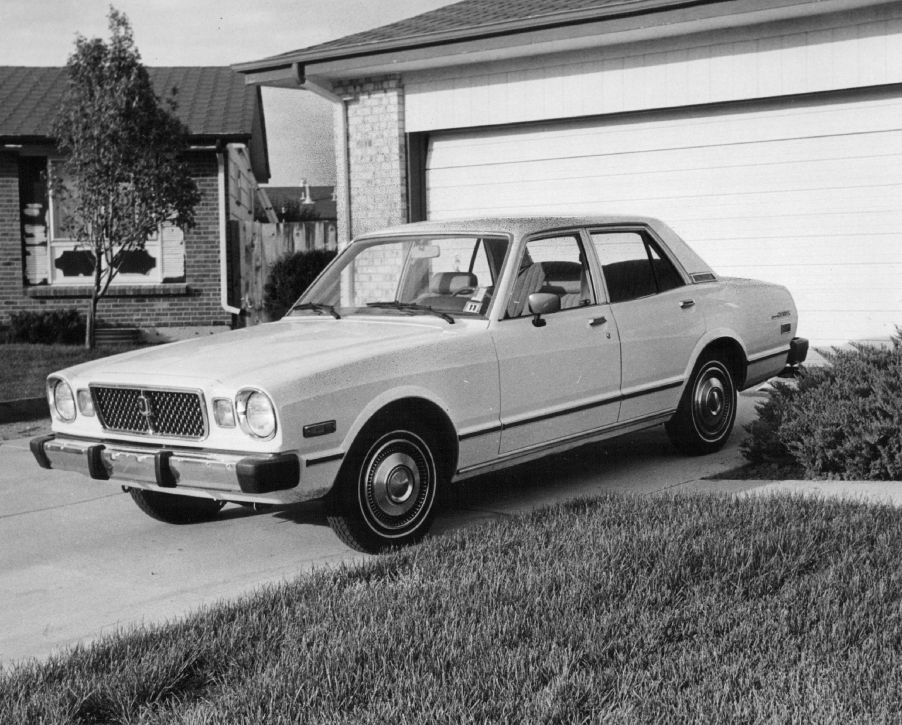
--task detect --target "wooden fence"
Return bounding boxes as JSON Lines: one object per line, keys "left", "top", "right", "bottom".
{"left": 236, "top": 221, "right": 338, "bottom": 325}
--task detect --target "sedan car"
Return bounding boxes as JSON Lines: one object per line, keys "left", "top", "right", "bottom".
{"left": 32, "top": 216, "right": 807, "bottom": 553}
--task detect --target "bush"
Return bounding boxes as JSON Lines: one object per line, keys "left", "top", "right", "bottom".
{"left": 742, "top": 331, "right": 902, "bottom": 480}
{"left": 7, "top": 309, "right": 86, "bottom": 345}
{"left": 263, "top": 249, "right": 337, "bottom": 320}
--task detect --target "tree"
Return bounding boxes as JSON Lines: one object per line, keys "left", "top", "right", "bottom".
{"left": 52, "top": 8, "right": 200, "bottom": 348}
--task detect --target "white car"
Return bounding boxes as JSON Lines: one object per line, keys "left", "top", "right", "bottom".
{"left": 32, "top": 217, "right": 807, "bottom": 552}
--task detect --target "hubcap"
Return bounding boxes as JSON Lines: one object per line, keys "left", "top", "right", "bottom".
{"left": 693, "top": 367, "right": 732, "bottom": 439}
{"left": 373, "top": 454, "right": 419, "bottom": 514}
{"left": 361, "top": 433, "right": 435, "bottom": 534}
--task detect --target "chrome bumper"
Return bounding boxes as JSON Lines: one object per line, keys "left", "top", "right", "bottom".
{"left": 30, "top": 435, "right": 331, "bottom": 505}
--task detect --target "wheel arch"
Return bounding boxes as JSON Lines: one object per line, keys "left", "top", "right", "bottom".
{"left": 697, "top": 336, "right": 748, "bottom": 388}
{"left": 348, "top": 396, "right": 459, "bottom": 481}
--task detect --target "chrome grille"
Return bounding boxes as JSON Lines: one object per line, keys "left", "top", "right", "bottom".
{"left": 91, "top": 386, "right": 207, "bottom": 439}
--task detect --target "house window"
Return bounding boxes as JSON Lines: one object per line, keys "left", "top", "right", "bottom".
{"left": 20, "top": 158, "right": 186, "bottom": 286}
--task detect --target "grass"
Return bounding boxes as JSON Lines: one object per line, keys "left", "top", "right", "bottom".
{"left": 0, "top": 343, "right": 144, "bottom": 401}
{"left": 3, "top": 492, "right": 902, "bottom": 723}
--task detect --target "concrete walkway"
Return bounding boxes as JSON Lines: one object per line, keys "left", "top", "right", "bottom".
{"left": 1, "top": 389, "right": 898, "bottom": 670}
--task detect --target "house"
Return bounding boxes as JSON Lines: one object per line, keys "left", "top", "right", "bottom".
{"left": 258, "top": 181, "right": 337, "bottom": 222}
{"left": 236, "top": 0, "right": 902, "bottom": 346}
{"left": 0, "top": 66, "right": 270, "bottom": 339}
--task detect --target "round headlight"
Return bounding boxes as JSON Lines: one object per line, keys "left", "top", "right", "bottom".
{"left": 237, "top": 390, "right": 276, "bottom": 439}
{"left": 49, "top": 378, "right": 76, "bottom": 422}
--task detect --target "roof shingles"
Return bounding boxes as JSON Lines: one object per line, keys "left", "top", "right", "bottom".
{"left": 253, "top": 0, "right": 694, "bottom": 65}
{"left": 0, "top": 66, "right": 257, "bottom": 140}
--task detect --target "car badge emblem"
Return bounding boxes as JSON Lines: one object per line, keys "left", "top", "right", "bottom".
{"left": 136, "top": 392, "right": 156, "bottom": 432}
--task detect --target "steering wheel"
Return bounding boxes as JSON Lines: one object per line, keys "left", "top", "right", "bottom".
{"left": 452, "top": 287, "right": 476, "bottom": 297}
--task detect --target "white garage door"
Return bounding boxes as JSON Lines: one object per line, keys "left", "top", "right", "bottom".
{"left": 426, "top": 90, "right": 902, "bottom": 346}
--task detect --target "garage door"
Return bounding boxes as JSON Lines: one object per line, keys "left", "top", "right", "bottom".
{"left": 425, "top": 90, "right": 902, "bottom": 346}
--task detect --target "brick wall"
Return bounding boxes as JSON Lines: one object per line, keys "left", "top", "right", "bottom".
{"left": 0, "top": 152, "right": 231, "bottom": 330}
{"left": 333, "top": 76, "right": 408, "bottom": 239}
{"left": 0, "top": 153, "right": 23, "bottom": 322}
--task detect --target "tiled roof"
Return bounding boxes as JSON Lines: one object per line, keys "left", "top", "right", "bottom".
{"left": 0, "top": 66, "right": 259, "bottom": 140}
{"left": 244, "top": 0, "right": 702, "bottom": 67}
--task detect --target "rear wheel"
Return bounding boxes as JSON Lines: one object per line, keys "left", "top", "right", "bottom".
{"left": 129, "top": 488, "right": 225, "bottom": 524}
{"left": 666, "top": 354, "right": 737, "bottom": 456}
{"left": 327, "top": 419, "right": 441, "bottom": 553}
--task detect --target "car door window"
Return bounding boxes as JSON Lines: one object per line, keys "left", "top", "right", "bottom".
{"left": 505, "top": 234, "right": 595, "bottom": 318}
{"left": 591, "top": 231, "right": 684, "bottom": 303}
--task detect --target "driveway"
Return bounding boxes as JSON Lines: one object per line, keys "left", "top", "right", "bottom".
{"left": 1, "top": 393, "right": 765, "bottom": 668}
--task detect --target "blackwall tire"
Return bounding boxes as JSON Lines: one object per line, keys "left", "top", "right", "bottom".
{"left": 666, "top": 355, "right": 737, "bottom": 456}
{"left": 129, "top": 488, "right": 225, "bottom": 524}
{"left": 326, "top": 422, "right": 441, "bottom": 554}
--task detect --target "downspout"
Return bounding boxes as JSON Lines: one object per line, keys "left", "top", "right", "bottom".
{"left": 292, "top": 62, "right": 352, "bottom": 247}
{"left": 217, "top": 144, "right": 242, "bottom": 317}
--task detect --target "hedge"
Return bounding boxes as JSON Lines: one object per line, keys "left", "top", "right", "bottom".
{"left": 742, "top": 332, "right": 902, "bottom": 480}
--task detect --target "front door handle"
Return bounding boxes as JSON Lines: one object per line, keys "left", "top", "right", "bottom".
{"left": 680, "top": 299, "right": 695, "bottom": 309}
{"left": 588, "top": 316, "right": 607, "bottom": 327}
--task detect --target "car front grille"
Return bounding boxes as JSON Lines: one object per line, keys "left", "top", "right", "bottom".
{"left": 91, "top": 386, "right": 207, "bottom": 439}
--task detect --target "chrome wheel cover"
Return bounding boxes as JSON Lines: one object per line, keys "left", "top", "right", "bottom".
{"left": 691, "top": 362, "right": 734, "bottom": 442}
{"left": 359, "top": 431, "right": 436, "bottom": 537}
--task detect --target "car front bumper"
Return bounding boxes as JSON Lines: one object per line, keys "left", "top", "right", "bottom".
{"left": 30, "top": 435, "right": 333, "bottom": 505}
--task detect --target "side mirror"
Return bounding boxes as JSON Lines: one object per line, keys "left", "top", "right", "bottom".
{"left": 527, "top": 292, "right": 560, "bottom": 327}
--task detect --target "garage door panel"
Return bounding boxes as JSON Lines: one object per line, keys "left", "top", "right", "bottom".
{"left": 429, "top": 155, "right": 902, "bottom": 209}
{"left": 782, "top": 310, "right": 899, "bottom": 347}
{"left": 682, "top": 235, "right": 900, "bottom": 269}
{"left": 711, "top": 263, "right": 902, "bottom": 296}
{"left": 428, "top": 100, "right": 902, "bottom": 169}
{"left": 430, "top": 131, "right": 902, "bottom": 184}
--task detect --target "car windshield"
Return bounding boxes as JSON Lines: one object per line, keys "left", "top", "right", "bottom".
{"left": 290, "top": 234, "right": 510, "bottom": 319}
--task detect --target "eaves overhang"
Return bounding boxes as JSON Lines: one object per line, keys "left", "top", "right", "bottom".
{"left": 235, "top": 0, "right": 890, "bottom": 87}
{"left": 1, "top": 134, "right": 250, "bottom": 148}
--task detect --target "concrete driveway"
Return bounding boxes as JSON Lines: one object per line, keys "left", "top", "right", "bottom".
{"left": 1, "top": 393, "right": 766, "bottom": 668}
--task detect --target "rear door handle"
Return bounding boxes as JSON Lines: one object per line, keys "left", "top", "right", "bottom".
{"left": 680, "top": 299, "right": 695, "bottom": 309}
{"left": 588, "top": 316, "right": 607, "bottom": 327}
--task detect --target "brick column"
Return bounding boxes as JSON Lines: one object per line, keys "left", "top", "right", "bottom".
{"left": 333, "top": 76, "right": 407, "bottom": 239}
{"left": 0, "top": 153, "right": 25, "bottom": 325}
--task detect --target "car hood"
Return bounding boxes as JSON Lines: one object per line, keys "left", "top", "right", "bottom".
{"left": 65, "top": 317, "right": 461, "bottom": 387}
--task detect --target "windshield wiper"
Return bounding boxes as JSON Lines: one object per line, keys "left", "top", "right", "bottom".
{"left": 366, "top": 301, "right": 455, "bottom": 324}
{"left": 291, "top": 302, "right": 341, "bottom": 319}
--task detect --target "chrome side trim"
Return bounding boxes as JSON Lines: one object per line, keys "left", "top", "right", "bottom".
{"left": 458, "top": 380, "right": 682, "bottom": 442}
{"left": 747, "top": 345, "right": 790, "bottom": 364}
{"left": 454, "top": 410, "right": 673, "bottom": 481}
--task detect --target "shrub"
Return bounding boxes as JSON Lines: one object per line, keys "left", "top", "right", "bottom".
{"left": 263, "top": 249, "right": 337, "bottom": 320}
{"left": 7, "top": 309, "right": 86, "bottom": 345}
{"left": 742, "top": 331, "right": 902, "bottom": 480}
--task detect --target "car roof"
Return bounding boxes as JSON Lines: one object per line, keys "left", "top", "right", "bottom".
{"left": 356, "top": 215, "right": 665, "bottom": 239}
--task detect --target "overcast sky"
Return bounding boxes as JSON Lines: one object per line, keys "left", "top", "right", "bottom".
{"left": 0, "top": 0, "right": 454, "bottom": 185}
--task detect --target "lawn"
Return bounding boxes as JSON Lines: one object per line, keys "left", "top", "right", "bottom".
{"left": 3, "top": 492, "right": 902, "bottom": 723}
{"left": 0, "top": 343, "right": 144, "bottom": 401}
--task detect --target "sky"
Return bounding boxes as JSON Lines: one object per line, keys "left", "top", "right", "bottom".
{"left": 0, "top": 0, "right": 455, "bottom": 185}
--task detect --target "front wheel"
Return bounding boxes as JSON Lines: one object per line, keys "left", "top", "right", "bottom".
{"left": 666, "top": 354, "right": 737, "bottom": 456}
{"left": 326, "top": 421, "right": 441, "bottom": 553}
{"left": 129, "top": 488, "right": 225, "bottom": 524}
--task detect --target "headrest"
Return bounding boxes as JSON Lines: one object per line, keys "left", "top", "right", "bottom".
{"left": 429, "top": 272, "right": 477, "bottom": 294}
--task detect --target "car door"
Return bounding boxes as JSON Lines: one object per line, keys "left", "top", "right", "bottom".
{"left": 491, "top": 231, "right": 621, "bottom": 455}
{"left": 590, "top": 228, "right": 705, "bottom": 423}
